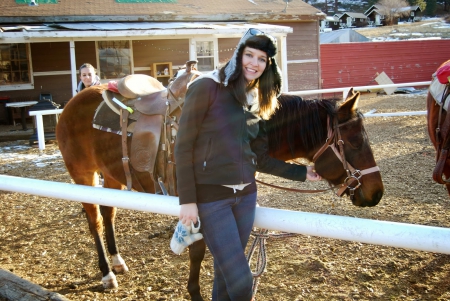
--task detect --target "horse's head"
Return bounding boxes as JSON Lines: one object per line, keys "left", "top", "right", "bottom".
{"left": 313, "top": 88, "right": 384, "bottom": 207}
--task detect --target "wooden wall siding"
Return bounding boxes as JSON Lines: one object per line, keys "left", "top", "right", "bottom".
{"left": 287, "top": 62, "right": 320, "bottom": 92}
{"left": 269, "top": 21, "right": 320, "bottom": 91}
{"left": 218, "top": 38, "right": 240, "bottom": 68}
{"left": 31, "top": 42, "right": 71, "bottom": 72}
{"left": 0, "top": 75, "right": 72, "bottom": 107}
{"left": 34, "top": 75, "right": 72, "bottom": 105}
{"left": 75, "top": 41, "right": 97, "bottom": 70}
{"left": 282, "top": 22, "right": 319, "bottom": 61}
{"left": 320, "top": 40, "right": 450, "bottom": 89}
{"left": 133, "top": 39, "right": 190, "bottom": 71}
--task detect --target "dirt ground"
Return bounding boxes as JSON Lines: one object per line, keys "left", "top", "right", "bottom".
{"left": 1, "top": 90, "right": 450, "bottom": 301}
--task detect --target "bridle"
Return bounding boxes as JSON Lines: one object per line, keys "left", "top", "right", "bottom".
{"left": 312, "top": 115, "right": 380, "bottom": 199}
{"left": 255, "top": 114, "right": 380, "bottom": 199}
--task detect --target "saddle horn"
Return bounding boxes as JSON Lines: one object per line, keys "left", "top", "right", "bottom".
{"left": 185, "top": 60, "right": 198, "bottom": 73}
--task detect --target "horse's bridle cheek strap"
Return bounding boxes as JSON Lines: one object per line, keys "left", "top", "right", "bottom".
{"left": 313, "top": 116, "right": 381, "bottom": 198}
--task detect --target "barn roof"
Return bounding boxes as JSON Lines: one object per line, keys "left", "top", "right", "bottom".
{"left": 0, "top": 0, "right": 324, "bottom": 23}
{"left": 340, "top": 12, "right": 368, "bottom": 19}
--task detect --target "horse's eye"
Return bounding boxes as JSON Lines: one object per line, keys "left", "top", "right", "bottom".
{"left": 347, "top": 133, "right": 364, "bottom": 149}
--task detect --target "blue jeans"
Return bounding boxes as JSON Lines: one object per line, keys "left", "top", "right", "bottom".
{"left": 197, "top": 191, "right": 257, "bottom": 301}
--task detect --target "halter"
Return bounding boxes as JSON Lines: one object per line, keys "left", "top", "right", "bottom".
{"left": 312, "top": 115, "right": 380, "bottom": 199}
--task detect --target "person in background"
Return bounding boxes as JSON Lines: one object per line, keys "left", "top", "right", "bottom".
{"left": 174, "top": 28, "right": 322, "bottom": 301}
{"left": 76, "top": 63, "right": 101, "bottom": 92}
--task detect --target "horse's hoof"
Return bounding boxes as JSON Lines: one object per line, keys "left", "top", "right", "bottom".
{"left": 112, "top": 254, "right": 129, "bottom": 274}
{"left": 102, "top": 272, "right": 118, "bottom": 289}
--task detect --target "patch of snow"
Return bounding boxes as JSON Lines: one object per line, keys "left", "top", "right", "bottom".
{"left": 0, "top": 144, "right": 62, "bottom": 167}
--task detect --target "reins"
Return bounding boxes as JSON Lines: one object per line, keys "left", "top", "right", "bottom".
{"left": 247, "top": 229, "right": 296, "bottom": 297}
{"left": 255, "top": 178, "right": 336, "bottom": 193}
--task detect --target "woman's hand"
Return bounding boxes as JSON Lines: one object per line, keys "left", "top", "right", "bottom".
{"left": 306, "top": 165, "right": 322, "bottom": 182}
{"left": 179, "top": 203, "right": 199, "bottom": 226}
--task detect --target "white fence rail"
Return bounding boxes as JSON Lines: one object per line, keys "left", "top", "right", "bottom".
{"left": 1, "top": 174, "right": 450, "bottom": 255}
{"left": 285, "top": 81, "right": 431, "bottom": 98}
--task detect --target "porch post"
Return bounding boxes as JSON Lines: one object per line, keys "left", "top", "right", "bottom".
{"left": 69, "top": 40, "right": 77, "bottom": 97}
{"left": 280, "top": 35, "right": 288, "bottom": 93}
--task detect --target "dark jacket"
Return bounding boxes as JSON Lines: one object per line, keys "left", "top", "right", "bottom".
{"left": 174, "top": 77, "right": 307, "bottom": 205}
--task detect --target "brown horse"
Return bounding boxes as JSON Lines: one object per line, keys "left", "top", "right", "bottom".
{"left": 427, "top": 59, "right": 450, "bottom": 195}
{"left": 57, "top": 66, "right": 384, "bottom": 296}
{"left": 56, "top": 63, "right": 202, "bottom": 288}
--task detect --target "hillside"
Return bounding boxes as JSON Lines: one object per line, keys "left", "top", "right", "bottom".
{"left": 354, "top": 17, "right": 450, "bottom": 40}
{"left": 306, "top": 0, "right": 450, "bottom": 16}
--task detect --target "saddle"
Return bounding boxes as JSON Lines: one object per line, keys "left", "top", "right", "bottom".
{"left": 96, "top": 74, "right": 183, "bottom": 194}
{"left": 430, "top": 65, "right": 450, "bottom": 185}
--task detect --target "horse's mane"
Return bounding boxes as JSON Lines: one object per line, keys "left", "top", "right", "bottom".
{"left": 266, "top": 94, "right": 338, "bottom": 157}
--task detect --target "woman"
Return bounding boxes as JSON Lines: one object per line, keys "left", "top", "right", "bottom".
{"left": 76, "top": 63, "right": 101, "bottom": 92}
{"left": 174, "top": 29, "right": 321, "bottom": 301}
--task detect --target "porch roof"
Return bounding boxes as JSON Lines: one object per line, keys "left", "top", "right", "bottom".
{"left": 0, "top": 22, "right": 293, "bottom": 43}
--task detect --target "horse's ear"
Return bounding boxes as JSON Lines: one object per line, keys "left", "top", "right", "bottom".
{"left": 338, "top": 87, "right": 360, "bottom": 121}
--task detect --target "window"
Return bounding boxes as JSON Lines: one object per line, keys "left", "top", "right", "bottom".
{"left": 98, "top": 41, "right": 131, "bottom": 80}
{"left": 0, "top": 43, "right": 31, "bottom": 88}
{"left": 196, "top": 41, "right": 216, "bottom": 72}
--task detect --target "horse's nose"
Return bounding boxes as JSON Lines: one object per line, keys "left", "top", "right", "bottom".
{"left": 352, "top": 189, "right": 383, "bottom": 207}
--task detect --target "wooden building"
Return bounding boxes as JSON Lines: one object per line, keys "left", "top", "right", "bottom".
{"left": 0, "top": 0, "right": 325, "bottom": 114}
{"left": 320, "top": 16, "right": 341, "bottom": 32}
{"left": 364, "top": 4, "right": 422, "bottom": 26}
{"left": 337, "top": 12, "right": 369, "bottom": 28}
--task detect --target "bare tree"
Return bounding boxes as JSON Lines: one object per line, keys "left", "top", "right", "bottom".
{"left": 377, "top": 0, "right": 411, "bottom": 25}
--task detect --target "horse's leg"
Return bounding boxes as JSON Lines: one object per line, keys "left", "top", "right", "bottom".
{"left": 60, "top": 153, "right": 119, "bottom": 288}
{"left": 100, "top": 204, "right": 129, "bottom": 273}
{"left": 188, "top": 239, "right": 206, "bottom": 301}
{"left": 99, "top": 174, "right": 129, "bottom": 275}
{"left": 83, "top": 202, "right": 118, "bottom": 288}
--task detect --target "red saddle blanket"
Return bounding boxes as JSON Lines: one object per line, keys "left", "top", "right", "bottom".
{"left": 436, "top": 62, "right": 450, "bottom": 84}
{"left": 107, "top": 81, "right": 120, "bottom": 93}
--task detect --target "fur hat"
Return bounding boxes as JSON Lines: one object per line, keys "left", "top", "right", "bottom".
{"left": 223, "top": 28, "right": 283, "bottom": 94}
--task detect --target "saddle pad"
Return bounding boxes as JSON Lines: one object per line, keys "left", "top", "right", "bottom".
{"left": 93, "top": 100, "right": 139, "bottom": 135}
{"left": 430, "top": 76, "right": 450, "bottom": 111}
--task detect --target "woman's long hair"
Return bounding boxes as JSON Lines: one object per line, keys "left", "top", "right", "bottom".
{"left": 219, "top": 35, "right": 281, "bottom": 120}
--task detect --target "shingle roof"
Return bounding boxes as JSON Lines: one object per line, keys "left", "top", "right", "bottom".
{"left": 341, "top": 12, "right": 368, "bottom": 19}
{"left": 0, "top": 0, "right": 323, "bottom": 23}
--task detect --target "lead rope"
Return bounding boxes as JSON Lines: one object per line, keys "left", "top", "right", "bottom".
{"left": 247, "top": 228, "right": 296, "bottom": 299}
